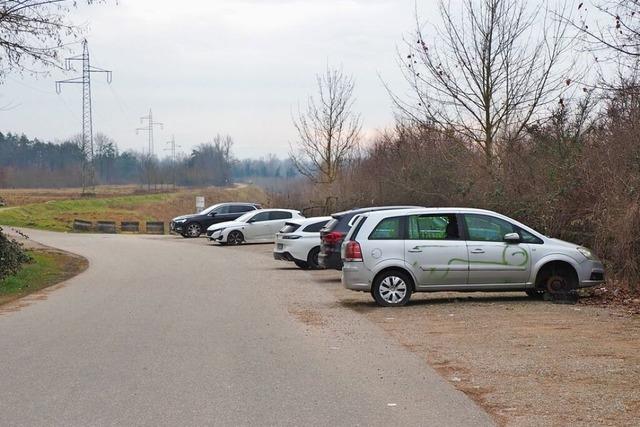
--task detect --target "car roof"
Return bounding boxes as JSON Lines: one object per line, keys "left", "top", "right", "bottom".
{"left": 251, "top": 208, "right": 300, "bottom": 213}
{"left": 218, "top": 202, "right": 260, "bottom": 206}
{"left": 331, "top": 205, "right": 423, "bottom": 218}
{"left": 296, "top": 216, "right": 331, "bottom": 225}
{"left": 356, "top": 207, "right": 498, "bottom": 217}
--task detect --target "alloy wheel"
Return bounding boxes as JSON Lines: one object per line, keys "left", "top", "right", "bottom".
{"left": 227, "top": 231, "right": 243, "bottom": 245}
{"left": 379, "top": 276, "right": 407, "bottom": 304}
{"left": 187, "top": 223, "right": 201, "bottom": 238}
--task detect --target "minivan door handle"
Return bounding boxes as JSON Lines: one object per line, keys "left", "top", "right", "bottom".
{"left": 408, "top": 247, "right": 423, "bottom": 253}
{"left": 470, "top": 248, "right": 485, "bottom": 254}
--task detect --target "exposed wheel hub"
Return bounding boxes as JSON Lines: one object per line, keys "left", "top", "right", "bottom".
{"left": 546, "top": 275, "right": 569, "bottom": 294}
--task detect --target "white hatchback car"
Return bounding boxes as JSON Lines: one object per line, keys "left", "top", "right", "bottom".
{"left": 207, "top": 209, "right": 304, "bottom": 245}
{"left": 273, "top": 216, "right": 331, "bottom": 269}
{"left": 341, "top": 208, "right": 605, "bottom": 306}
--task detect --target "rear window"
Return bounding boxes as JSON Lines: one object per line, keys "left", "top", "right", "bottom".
{"left": 303, "top": 220, "right": 328, "bottom": 233}
{"left": 280, "top": 223, "right": 300, "bottom": 233}
{"left": 369, "top": 216, "right": 404, "bottom": 240}
{"left": 321, "top": 218, "right": 340, "bottom": 233}
{"left": 333, "top": 214, "right": 356, "bottom": 232}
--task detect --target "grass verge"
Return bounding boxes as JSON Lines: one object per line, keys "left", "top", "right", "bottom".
{"left": 0, "top": 185, "right": 268, "bottom": 231}
{"left": 0, "top": 249, "right": 88, "bottom": 306}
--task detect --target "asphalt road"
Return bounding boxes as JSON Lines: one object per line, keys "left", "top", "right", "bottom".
{"left": 0, "top": 230, "right": 493, "bottom": 426}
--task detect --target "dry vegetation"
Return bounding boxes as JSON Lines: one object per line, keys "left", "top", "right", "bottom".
{"left": 278, "top": 0, "right": 640, "bottom": 296}
{"left": 0, "top": 184, "right": 269, "bottom": 231}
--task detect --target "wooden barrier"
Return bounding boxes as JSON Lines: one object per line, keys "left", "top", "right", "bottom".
{"left": 146, "top": 221, "right": 165, "bottom": 234}
{"left": 96, "top": 221, "right": 117, "bottom": 234}
{"left": 72, "top": 219, "right": 93, "bottom": 232}
{"left": 120, "top": 221, "right": 140, "bottom": 233}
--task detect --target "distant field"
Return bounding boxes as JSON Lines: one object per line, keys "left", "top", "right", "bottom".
{"left": 0, "top": 185, "right": 269, "bottom": 231}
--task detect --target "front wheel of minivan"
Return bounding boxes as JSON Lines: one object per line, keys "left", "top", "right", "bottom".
{"left": 372, "top": 271, "right": 413, "bottom": 307}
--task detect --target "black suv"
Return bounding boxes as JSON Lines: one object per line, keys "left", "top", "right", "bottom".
{"left": 319, "top": 206, "right": 422, "bottom": 270}
{"left": 170, "top": 202, "right": 261, "bottom": 238}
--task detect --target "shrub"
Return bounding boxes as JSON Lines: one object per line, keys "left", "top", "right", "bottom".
{"left": 0, "top": 227, "right": 31, "bottom": 281}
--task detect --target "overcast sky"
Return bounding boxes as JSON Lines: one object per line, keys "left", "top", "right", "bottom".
{"left": 0, "top": 0, "right": 435, "bottom": 159}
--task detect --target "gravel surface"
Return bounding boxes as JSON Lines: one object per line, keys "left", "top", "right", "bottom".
{"left": 315, "top": 273, "right": 640, "bottom": 426}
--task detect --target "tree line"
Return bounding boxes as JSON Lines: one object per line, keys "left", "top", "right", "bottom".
{"left": 0, "top": 131, "right": 296, "bottom": 189}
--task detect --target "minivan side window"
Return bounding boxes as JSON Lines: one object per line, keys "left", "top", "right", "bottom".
{"left": 518, "top": 227, "right": 543, "bottom": 244}
{"left": 464, "top": 214, "right": 515, "bottom": 242}
{"left": 407, "top": 214, "right": 460, "bottom": 240}
{"left": 369, "top": 216, "right": 404, "bottom": 240}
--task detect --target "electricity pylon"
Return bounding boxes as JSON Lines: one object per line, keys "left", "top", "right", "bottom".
{"left": 136, "top": 109, "right": 163, "bottom": 157}
{"left": 164, "top": 135, "right": 181, "bottom": 189}
{"left": 136, "top": 110, "right": 163, "bottom": 191}
{"left": 56, "top": 39, "right": 112, "bottom": 194}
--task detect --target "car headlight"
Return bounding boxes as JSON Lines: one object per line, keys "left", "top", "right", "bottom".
{"left": 577, "top": 246, "right": 596, "bottom": 260}
{"left": 174, "top": 219, "right": 187, "bottom": 223}
{"left": 213, "top": 228, "right": 224, "bottom": 234}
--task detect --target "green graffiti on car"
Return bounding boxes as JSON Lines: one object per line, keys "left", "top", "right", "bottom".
{"left": 424, "top": 246, "right": 529, "bottom": 279}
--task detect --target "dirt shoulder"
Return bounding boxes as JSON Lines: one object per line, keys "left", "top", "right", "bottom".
{"left": 305, "top": 269, "right": 640, "bottom": 426}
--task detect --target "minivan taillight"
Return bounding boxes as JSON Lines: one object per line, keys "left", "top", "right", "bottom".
{"left": 323, "top": 231, "right": 345, "bottom": 246}
{"left": 344, "top": 241, "right": 363, "bottom": 262}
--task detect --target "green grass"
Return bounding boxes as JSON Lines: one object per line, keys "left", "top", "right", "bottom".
{"left": 0, "top": 250, "right": 86, "bottom": 305}
{"left": 0, "top": 193, "right": 174, "bottom": 231}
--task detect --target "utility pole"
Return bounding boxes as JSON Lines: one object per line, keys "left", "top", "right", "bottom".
{"left": 56, "top": 39, "right": 112, "bottom": 195}
{"left": 136, "top": 109, "right": 163, "bottom": 191}
{"left": 164, "top": 135, "right": 181, "bottom": 190}
{"left": 136, "top": 109, "right": 163, "bottom": 157}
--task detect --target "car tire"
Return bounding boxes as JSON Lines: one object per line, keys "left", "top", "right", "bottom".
{"left": 185, "top": 223, "right": 202, "bottom": 238}
{"left": 227, "top": 230, "right": 244, "bottom": 245}
{"left": 294, "top": 260, "right": 309, "bottom": 269}
{"left": 372, "top": 270, "right": 413, "bottom": 307}
{"left": 307, "top": 247, "right": 321, "bottom": 269}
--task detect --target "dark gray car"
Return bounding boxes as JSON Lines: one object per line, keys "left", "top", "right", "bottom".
{"left": 170, "top": 202, "right": 261, "bottom": 237}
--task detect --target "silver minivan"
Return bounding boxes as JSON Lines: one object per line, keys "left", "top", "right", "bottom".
{"left": 341, "top": 208, "right": 605, "bottom": 306}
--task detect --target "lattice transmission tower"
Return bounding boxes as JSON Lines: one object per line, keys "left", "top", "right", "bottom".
{"left": 136, "top": 109, "right": 163, "bottom": 156}
{"left": 164, "top": 135, "right": 181, "bottom": 189}
{"left": 56, "top": 39, "right": 112, "bottom": 194}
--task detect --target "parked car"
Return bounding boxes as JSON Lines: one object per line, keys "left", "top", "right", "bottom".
{"left": 319, "top": 206, "right": 422, "bottom": 270}
{"left": 170, "top": 202, "right": 261, "bottom": 238}
{"left": 341, "top": 208, "right": 605, "bottom": 307}
{"left": 207, "top": 209, "right": 305, "bottom": 245}
{"left": 273, "top": 216, "right": 331, "bottom": 269}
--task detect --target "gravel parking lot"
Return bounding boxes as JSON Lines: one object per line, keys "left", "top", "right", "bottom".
{"left": 250, "top": 243, "right": 640, "bottom": 427}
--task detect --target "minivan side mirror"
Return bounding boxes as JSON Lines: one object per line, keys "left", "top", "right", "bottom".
{"left": 504, "top": 232, "right": 521, "bottom": 243}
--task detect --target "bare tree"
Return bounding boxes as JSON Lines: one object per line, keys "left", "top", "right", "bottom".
{"left": 573, "top": 0, "right": 640, "bottom": 59}
{"left": 391, "top": 0, "right": 576, "bottom": 168}
{"left": 0, "top": 1, "right": 102, "bottom": 81}
{"left": 290, "top": 67, "right": 361, "bottom": 185}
